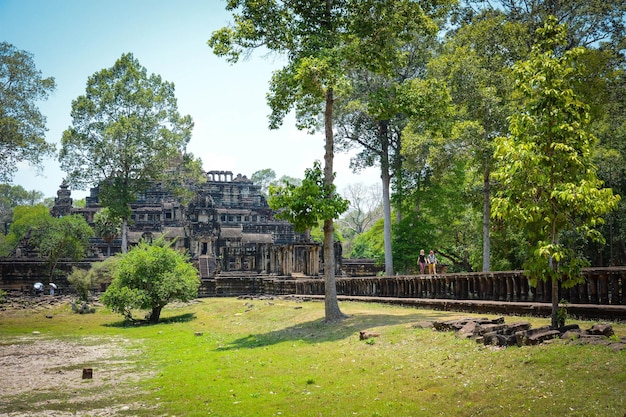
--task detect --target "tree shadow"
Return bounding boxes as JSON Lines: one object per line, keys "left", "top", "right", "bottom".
{"left": 215, "top": 308, "right": 453, "bottom": 351}
{"left": 103, "top": 312, "right": 196, "bottom": 328}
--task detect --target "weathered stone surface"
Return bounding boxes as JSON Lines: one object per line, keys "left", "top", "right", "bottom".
{"left": 47, "top": 173, "right": 325, "bottom": 284}
{"left": 525, "top": 330, "right": 561, "bottom": 345}
{"left": 561, "top": 331, "right": 581, "bottom": 340}
{"left": 586, "top": 324, "right": 614, "bottom": 337}
{"left": 456, "top": 321, "right": 478, "bottom": 339}
{"left": 431, "top": 317, "right": 621, "bottom": 349}
{"left": 411, "top": 321, "right": 434, "bottom": 329}
{"left": 475, "top": 323, "right": 510, "bottom": 335}
{"left": 433, "top": 317, "right": 500, "bottom": 332}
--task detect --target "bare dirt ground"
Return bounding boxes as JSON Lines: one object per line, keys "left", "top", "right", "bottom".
{"left": 0, "top": 298, "right": 158, "bottom": 417}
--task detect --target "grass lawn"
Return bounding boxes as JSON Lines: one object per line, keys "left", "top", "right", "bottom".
{"left": 0, "top": 296, "right": 624, "bottom": 416}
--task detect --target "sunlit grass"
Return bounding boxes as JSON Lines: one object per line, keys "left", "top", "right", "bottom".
{"left": 1, "top": 297, "right": 624, "bottom": 416}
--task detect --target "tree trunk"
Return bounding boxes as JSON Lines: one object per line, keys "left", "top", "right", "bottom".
{"left": 382, "top": 171, "right": 393, "bottom": 276}
{"left": 380, "top": 122, "right": 393, "bottom": 276}
{"left": 121, "top": 218, "right": 128, "bottom": 253}
{"left": 322, "top": 88, "right": 345, "bottom": 322}
{"left": 150, "top": 306, "right": 162, "bottom": 324}
{"left": 482, "top": 162, "right": 491, "bottom": 272}
{"left": 551, "top": 274, "right": 559, "bottom": 328}
{"left": 548, "top": 249, "right": 559, "bottom": 328}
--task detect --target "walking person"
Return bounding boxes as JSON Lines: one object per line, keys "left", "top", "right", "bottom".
{"left": 418, "top": 249, "right": 426, "bottom": 275}
{"left": 427, "top": 250, "right": 438, "bottom": 275}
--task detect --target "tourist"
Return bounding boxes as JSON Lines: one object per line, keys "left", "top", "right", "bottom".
{"left": 427, "top": 250, "right": 438, "bottom": 275}
{"left": 418, "top": 249, "right": 426, "bottom": 275}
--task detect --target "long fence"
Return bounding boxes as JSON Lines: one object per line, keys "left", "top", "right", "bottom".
{"left": 202, "top": 268, "right": 626, "bottom": 320}
{"left": 294, "top": 268, "right": 626, "bottom": 306}
{"left": 2, "top": 259, "right": 625, "bottom": 319}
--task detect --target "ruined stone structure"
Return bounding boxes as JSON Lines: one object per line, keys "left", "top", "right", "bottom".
{"left": 50, "top": 171, "right": 326, "bottom": 280}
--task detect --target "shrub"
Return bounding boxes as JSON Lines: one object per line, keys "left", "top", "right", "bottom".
{"left": 100, "top": 237, "right": 199, "bottom": 323}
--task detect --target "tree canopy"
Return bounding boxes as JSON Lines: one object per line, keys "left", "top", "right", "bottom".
{"left": 269, "top": 161, "right": 349, "bottom": 234}
{"left": 0, "top": 42, "right": 56, "bottom": 183}
{"left": 59, "top": 53, "right": 194, "bottom": 252}
{"left": 13, "top": 209, "right": 94, "bottom": 278}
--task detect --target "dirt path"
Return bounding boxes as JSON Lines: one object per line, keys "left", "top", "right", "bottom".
{"left": 0, "top": 336, "right": 157, "bottom": 416}
{"left": 0, "top": 297, "right": 158, "bottom": 416}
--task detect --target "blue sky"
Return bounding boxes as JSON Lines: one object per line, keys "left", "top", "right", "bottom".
{"left": 0, "top": 0, "right": 379, "bottom": 199}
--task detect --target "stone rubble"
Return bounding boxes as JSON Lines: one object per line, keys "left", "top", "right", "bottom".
{"left": 423, "top": 317, "right": 625, "bottom": 351}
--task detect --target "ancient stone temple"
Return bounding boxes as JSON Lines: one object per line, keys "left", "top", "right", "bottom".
{"left": 51, "top": 171, "right": 326, "bottom": 280}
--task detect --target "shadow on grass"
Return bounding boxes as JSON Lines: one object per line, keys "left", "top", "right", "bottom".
{"left": 103, "top": 312, "right": 196, "bottom": 328}
{"left": 216, "top": 307, "right": 454, "bottom": 351}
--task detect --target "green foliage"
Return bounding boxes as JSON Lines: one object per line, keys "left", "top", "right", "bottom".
{"left": 100, "top": 238, "right": 199, "bottom": 323}
{"left": 67, "top": 267, "right": 92, "bottom": 303}
{"left": 2, "top": 209, "right": 93, "bottom": 277}
{"left": 30, "top": 214, "right": 94, "bottom": 278}
{"left": 0, "top": 184, "right": 44, "bottom": 225}
{"left": 391, "top": 156, "right": 481, "bottom": 272}
{"left": 491, "top": 17, "right": 620, "bottom": 326}
{"left": 1, "top": 204, "right": 50, "bottom": 255}
{"left": 32, "top": 215, "right": 94, "bottom": 260}
{"left": 59, "top": 53, "right": 194, "bottom": 251}
{"left": 209, "top": 0, "right": 449, "bottom": 319}
{"left": 93, "top": 207, "right": 121, "bottom": 256}
{"left": 350, "top": 218, "right": 385, "bottom": 262}
{"left": 251, "top": 168, "right": 276, "bottom": 195}
{"left": 72, "top": 197, "right": 86, "bottom": 208}
{"left": 268, "top": 161, "right": 349, "bottom": 234}
{"left": 87, "top": 256, "right": 119, "bottom": 287}
{"left": 0, "top": 42, "right": 56, "bottom": 182}
{"left": 0, "top": 289, "right": 5, "bottom": 303}
{"left": 309, "top": 219, "right": 343, "bottom": 244}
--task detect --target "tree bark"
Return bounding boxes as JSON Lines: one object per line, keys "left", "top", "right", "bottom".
{"left": 322, "top": 88, "right": 346, "bottom": 322}
{"left": 150, "top": 306, "right": 162, "bottom": 324}
{"left": 551, "top": 272, "right": 559, "bottom": 329}
{"left": 121, "top": 218, "right": 128, "bottom": 254}
{"left": 482, "top": 161, "right": 491, "bottom": 272}
{"left": 380, "top": 121, "right": 393, "bottom": 276}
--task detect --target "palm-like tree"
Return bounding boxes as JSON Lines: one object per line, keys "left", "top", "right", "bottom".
{"left": 94, "top": 207, "right": 121, "bottom": 257}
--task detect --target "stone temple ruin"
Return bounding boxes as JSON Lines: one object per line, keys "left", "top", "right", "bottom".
{"left": 48, "top": 171, "right": 332, "bottom": 282}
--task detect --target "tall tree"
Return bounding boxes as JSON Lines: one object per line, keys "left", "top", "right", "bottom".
{"left": 334, "top": 6, "right": 452, "bottom": 276}
{"left": 209, "top": 0, "right": 347, "bottom": 321}
{"left": 491, "top": 17, "right": 620, "bottom": 328}
{"left": 429, "top": 11, "right": 526, "bottom": 271}
{"left": 59, "top": 53, "right": 194, "bottom": 253}
{"left": 210, "top": 2, "right": 446, "bottom": 318}
{"left": 465, "top": 0, "right": 626, "bottom": 50}
{"left": 0, "top": 42, "right": 56, "bottom": 182}
{"left": 592, "top": 54, "right": 626, "bottom": 265}
{"left": 427, "top": 0, "right": 625, "bottom": 271}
